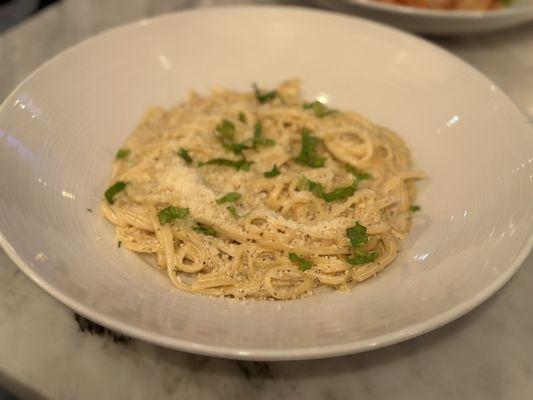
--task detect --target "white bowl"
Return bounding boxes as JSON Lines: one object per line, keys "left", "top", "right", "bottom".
{"left": 0, "top": 6, "right": 532, "bottom": 360}
{"left": 311, "top": 0, "right": 533, "bottom": 34}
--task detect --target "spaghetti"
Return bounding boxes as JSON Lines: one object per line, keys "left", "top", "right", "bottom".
{"left": 101, "top": 80, "right": 424, "bottom": 300}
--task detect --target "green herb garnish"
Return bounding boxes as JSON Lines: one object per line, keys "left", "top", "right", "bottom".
{"left": 227, "top": 205, "right": 240, "bottom": 219}
{"left": 216, "top": 119, "right": 250, "bottom": 155}
{"left": 302, "top": 177, "right": 358, "bottom": 202}
{"left": 224, "top": 142, "right": 250, "bottom": 155}
{"left": 288, "top": 253, "right": 312, "bottom": 271}
{"left": 216, "top": 192, "right": 242, "bottom": 204}
{"left": 264, "top": 165, "right": 281, "bottom": 178}
{"left": 118, "top": 241, "right": 122, "bottom": 248}
{"left": 115, "top": 149, "right": 131, "bottom": 159}
{"left": 345, "top": 222, "right": 378, "bottom": 265}
{"left": 216, "top": 192, "right": 244, "bottom": 218}
{"left": 86, "top": 208, "right": 93, "bottom": 212}
{"left": 193, "top": 223, "right": 218, "bottom": 237}
{"left": 346, "top": 164, "right": 372, "bottom": 181}
{"left": 294, "top": 129, "right": 326, "bottom": 168}
{"left": 178, "top": 148, "right": 193, "bottom": 164}
{"left": 104, "top": 181, "right": 127, "bottom": 204}
{"left": 303, "top": 101, "right": 337, "bottom": 118}
{"left": 216, "top": 119, "right": 236, "bottom": 140}
{"left": 253, "top": 83, "right": 278, "bottom": 104}
{"left": 304, "top": 178, "right": 325, "bottom": 197}
{"left": 410, "top": 205, "right": 421, "bottom": 212}
{"left": 238, "top": 112, "right": 247, "bottom": 123}
{"left": 321, "top": 182, "right": 358, "bottom": 202}
{"left": 216, "top": 119, "right": 273, "bottom": 155}
{"left": 158, "top": 206, "right": 189, "bottom": 225}
{"left": 346, "top": 222, "right": 368, "bottom": 248}
{"left": 199, "top": 158, "right": 252, "bottom": 171}
{"left": 252, "top": 121, "right": 275, "bottom": 149}
{"left": 347, "top": 250, "right": 379, "bottom": 265}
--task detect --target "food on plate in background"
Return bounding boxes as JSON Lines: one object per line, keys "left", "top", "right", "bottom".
{"left": 375, "top": 0, "right": 511, "bottom": 10}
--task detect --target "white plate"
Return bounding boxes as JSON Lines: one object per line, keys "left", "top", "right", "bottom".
{"left": 0, "top": 6, "right": 532, "bottom": 360}
{"left": 311, "top": 0, "right": 533, "bottom": 34}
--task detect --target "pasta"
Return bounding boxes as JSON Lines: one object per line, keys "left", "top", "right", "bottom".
{"left": 101, "top": 80, "right": 425, "bottom": 300}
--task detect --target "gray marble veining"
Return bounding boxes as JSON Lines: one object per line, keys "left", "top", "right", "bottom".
{"left": 0, "top": 1, "right": 532, "bottom": 399}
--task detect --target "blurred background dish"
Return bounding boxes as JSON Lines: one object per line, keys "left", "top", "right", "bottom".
{"left": 373, "top": 0, "right": 509, "bottom": 10}
{"left": 311, "top": 0, "right": 533, "bottom": 34}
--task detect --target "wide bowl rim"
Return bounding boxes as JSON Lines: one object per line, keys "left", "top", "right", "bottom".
{"left": 1, "top": 5, "right": 532, "bottom": 361}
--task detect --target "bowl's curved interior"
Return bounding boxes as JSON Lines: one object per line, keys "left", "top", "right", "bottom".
{"left": 0, "top": 7, "right": 532, "bottom": 360}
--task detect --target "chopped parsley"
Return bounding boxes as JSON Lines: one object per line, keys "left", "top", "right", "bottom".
{"left": 288, "top": 253, "right": 312, "bottom": 271}
{"left": 216, "top": 192, "right": 241, "bottom": 204}
{"left": 227, "top": 205, "right": 240, "bottom": 219}
{"left": 216, "top": 119, "right": 236, "bottom": 140}
{"left": 86, "top": 208, "right": 93, "bottom": 212}
{"left": 198, "top": 158, "right": 253, "bottom": 171}
{"left": 118, "top": 241, "right": 122, "bottom": 248}
{"left": 302, "top": 177, "right": 358, "bottom": 202}
{"left": 346, "top": 164, "right": 372, "bottom": 181}
{"left": 253, "top": 83, "right": 277, "bottom": 104}
{"left": 345, "top": 222, "right": 378, "bottom": 266}
{"left": 178, "top": 148, "right": 193, "bottom": 164}
{"left": 104, "top": 181, "right": 127, "bottom": 204}
{"left": 252, "top": 121, "right": 275, "bottom": 149}
{"left": 115, "top": 149, "right": 131, "bottom": 159}
{"left": 303, "top": 101, "right": 337, "bottom": 118}
{"left": 158, "top": 206, "right": 189, "bottom": 225}
{"left": 238, "top": 112, "right": 247, "bottom": 123}
{"left": 304, "top": 178, "right": 324, "bottom": 196}
{"left": 321, "top": 182, "right": 358, "bottom": 202}
{"left": 216, "top": 119, "right": 250, "bottom": 155}
{"left": 193, "top": 223, "right": 218, "bottom": 237}
{"left": 410, "top": 205, "right": 421, "bottom": 212}
{"left": 216, "top": 119, "right": 274, "bottom": 155}
{"left": 294, "top": 129, "right": 326, "bottom": 168}
{"left": 346, "top": 222, "right": 368, "bottom": 248}
{"left": 224, "top": 142, "right": 250, "bottom": 155}
{"left": 264, "top": 164, "right": 281, "bottom": 178}
{"left": 347, "top": 250, "right": 379, "bottom": 265}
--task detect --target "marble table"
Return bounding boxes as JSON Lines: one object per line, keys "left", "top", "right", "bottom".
{"left": 0, "top": 1, "right": 532, "bottom": 399}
